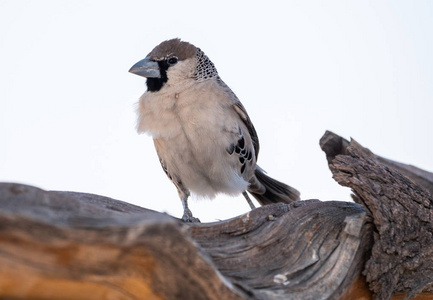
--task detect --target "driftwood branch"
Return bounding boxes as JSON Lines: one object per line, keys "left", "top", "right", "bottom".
{"left": 320, "top": 131, "right": 433, "bottom": 300}
{"left": 0, "top": 184, "right": 245, "bottom": 300}
{"left": 1, "top": 131, "right": 433, "bottom": 299}
{"left": 189, "top": 201, "right": 372, "bottom": 300}
{"left": 0, "top": 183, "right": 372, "bottom": 300}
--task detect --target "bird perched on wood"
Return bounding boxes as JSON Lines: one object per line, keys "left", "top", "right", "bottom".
{"left": 129, "top": 38, "right": 300, "bottom": 222}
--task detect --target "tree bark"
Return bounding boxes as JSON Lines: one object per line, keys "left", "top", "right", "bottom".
{"left": 189, "top": 200, "right": 373, "bottom": 300}
{"left": 320, "top": 131, "right": 433, "bottom": 300}
{"left": 1, "top": 131, "right": 433, "bottom": 299}
{"left": 0, "top": 183, "right": 373, "bottom": 300}
{"left": 0, "top": 184, "right": 245, "bottom": 300}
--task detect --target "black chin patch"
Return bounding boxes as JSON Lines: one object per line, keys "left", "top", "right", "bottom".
{"left": 146, "top": 60, "right": 170, "bottom": 92}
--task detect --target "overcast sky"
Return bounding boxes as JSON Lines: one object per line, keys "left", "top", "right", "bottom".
{"left": 1, "top": 1, "right": 432, "bottom": 222}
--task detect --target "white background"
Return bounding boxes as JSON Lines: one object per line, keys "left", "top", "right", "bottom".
{"left": 1, "top": 1, "right": 432, "bottom": 222}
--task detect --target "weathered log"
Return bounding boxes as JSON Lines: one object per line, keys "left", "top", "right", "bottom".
{"left": 2, "top": 131, "right": 432, "bottom": 299}
{"left": 320, "top": 131, "right": 433, "bottom": 300}
{"left": 0, "top": 183, "right": 373, "bottom": 300}
{"left": 189, "top": 200, "right": 373, "bottom": 300}
{"left": 320, "top": 131, "right": 433, "bottom": 196}
{"left": 0, "top": 184, "right": 245, "bottom": 300}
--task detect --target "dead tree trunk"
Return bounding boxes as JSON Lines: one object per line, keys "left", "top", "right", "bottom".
{"left": 0, "top": 183, "right": 372, "bottom": 300}
{"left": 320, "top": 131, "right": 433, "bottom": 300}
{"left": 0, "top": 131, "right": 432, "bottom": 299}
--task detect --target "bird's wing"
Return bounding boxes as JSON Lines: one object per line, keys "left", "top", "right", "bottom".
{"left": 216, "top": 77, "right": 260, "bottom": 160}
{"left": 232, "top": 101, "right": 260, "bottom": 160}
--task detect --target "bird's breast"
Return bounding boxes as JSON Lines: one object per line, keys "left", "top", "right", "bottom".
{"left": 136, "top": 81, "right": 237, "bottom": 141}
{"left": 137, "top": 82, "right": 248, "bottom": 197}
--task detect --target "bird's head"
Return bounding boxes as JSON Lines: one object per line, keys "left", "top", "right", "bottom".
{"left": 129, "top": 38, "right": 218, "bottom": 92}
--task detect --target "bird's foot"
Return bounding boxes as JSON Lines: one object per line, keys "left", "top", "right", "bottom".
{"left": 182, "top": 208, "right": 200, "bottom": 223}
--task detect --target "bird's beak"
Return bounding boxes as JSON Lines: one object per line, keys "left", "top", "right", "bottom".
{"left": 129, "top": 57, "right": 161, "bottom": 78}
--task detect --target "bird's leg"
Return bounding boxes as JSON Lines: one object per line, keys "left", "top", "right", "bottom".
{"left": 180, "top": 196, "right": 200, "bottom": 223}
{"left": 242, "top": 191, "right": 256, "bottom": 210}
{"left": 174, "top": 181, "right": 200, "bottom": 223}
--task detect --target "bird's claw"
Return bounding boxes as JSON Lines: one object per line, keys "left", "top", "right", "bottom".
{"left": 182, "top": 209, "right": 200, "bottom": 223}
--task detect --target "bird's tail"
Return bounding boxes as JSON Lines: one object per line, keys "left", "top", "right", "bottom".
{"left": 248, "top": 168, "right": 300, "bottom": 205}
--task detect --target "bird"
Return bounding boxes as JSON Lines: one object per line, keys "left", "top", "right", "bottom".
{"left": 129, "top": 38, "right": 300, "bottom": 222}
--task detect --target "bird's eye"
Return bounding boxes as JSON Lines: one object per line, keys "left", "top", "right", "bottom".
{"left": 167, "top": 56, "right": 178, "bottom": 65}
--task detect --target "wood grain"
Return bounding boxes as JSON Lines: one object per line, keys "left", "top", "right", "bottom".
{"left": 0, "top": 183, "right": 372, "bottom": 299}
{"left": 1, "top": 131, "right": 432, "bottom": 299}
{"left": 321, "top": 131, "right": 433, "bottom": 300}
